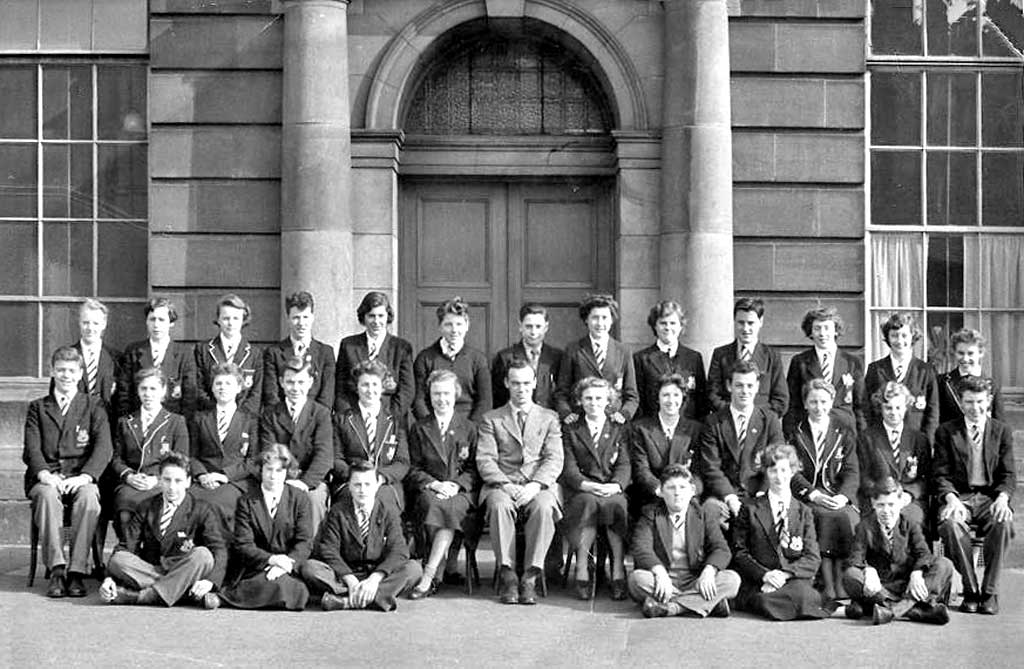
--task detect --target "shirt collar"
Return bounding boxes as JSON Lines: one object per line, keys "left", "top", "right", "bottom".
{"left": 815, "top": 344, "right": 838, "bottom": 360}
{"left": 220, "top": 334, "right": 241, "bottom": 353}
{"left": 287, "top": 398, "right": 306, "bottom": 416}
{"left": 353, "top": 498, "right": 374, "bottom": 517}
{"left": 150, "top": 339, "right": 169, "bottom": 355}
{"left": 366, "top": 331, "right": 386, "bottom": 349}
{"left": 361, "top": 405, "right": 379, "bottom": 422}
{"left": 218, "top": 402, "right": 237, "bottom": 416}
{"left": 585, "top": 415, "right": 605, "bottom": 431}
{"left": 54, "top": 390, "right": 76, "bottom": 406}
{"left": 79, "top": 340, "right": 101, "bottom": 356}
{"left": 768, "top": 489, "right": 792, "bottom": 511}
{"left": 966, "top": 417, "right": 987, "bottom": 432}
{"left": 737, "top": 341, "right": 757, "bottom": 357}
{"left": 440, "top": 337, "right": 463, "bottom": 357}
{"left": 730, "top": 404, "right": 753, "bottom": 423}
{"left": 656, "top": 339, "right": 677, "bottom": 356}
{"left": 589, "top": 336, "right": 608, "bottom": 353}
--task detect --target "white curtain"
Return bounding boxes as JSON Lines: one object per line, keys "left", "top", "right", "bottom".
{"left": 965, "top": 235, "right": 1024, "bottom": 387}
{"left": 870, "top": 234, "right": 925, "bottom": 360}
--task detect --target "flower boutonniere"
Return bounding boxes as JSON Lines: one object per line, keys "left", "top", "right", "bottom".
{"left": 458, "top": 445, "right": 469, "bottom": 461}
{"left": 787, "top": 535, "right": 804, "bottom": 552}
{"left": 913, "top": 395, "right": 926, "bottom": 410}
{"left": 159, "top": 435, "right": 170, "bottom": 455}
{"left": 905, "top": 455, "right": 919, "bottom": 480}
{"left": 841, "top": 373, "right": 854, "bottom": 388}
{"left": 170, "top": 381, "right": 182, "bottom": 400}
{"left": 685, "top": 375, "right": 696, "bottom": 391}
{"left": 614, "top": 377, "right": 623, "bottom": 392}
{"left": 240, "top": 432, "right": 250, "bottom": 457}
{"left": 179, "top": 536, "right": 194, "bottom": 553}
{"left": 382, "top": 373, "right": 397, "bottom": 393}
{"left": 76, "top": 426, "right": 89, "bottom": 447}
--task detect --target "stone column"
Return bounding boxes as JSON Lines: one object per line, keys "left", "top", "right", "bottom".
{"left": 659, "top": 0, "right": 734, "bottom": 360}
{"left": 281, "top": 0, "right": 352, "bottom": 344}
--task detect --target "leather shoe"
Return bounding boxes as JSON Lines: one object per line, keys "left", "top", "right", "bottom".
{"left": 573, "top": 579, "right": 591, "bottom": 601}
{"left": 960, "top": 595, "right": 979, "bottom": 614}
{"left": 872, "top": 604, "right": 895, "bottom": 625}
{"left": 498, "top": 566, "right": 519, "bottom": 605}
{"left": 844, "top": 601, "right": 865, "bottom": 620}
{"left": 519, "top": 568, "right": 540, "bottom": 605}
{"left": 906, "top": 601, "right": 950, "bottom": 625}
{"left": 65, "top": 572, "right": 87, "bottom": 598}
{"left": 321, "top": 593, "right": 352, "bottom": 611}
{"left": 710, "top": 598, "right": 731, "bottom": 618}
{"left": 642, "top": 596, "right": 670, "bottom": 618}
{"left": 609, "top": 579, "right": 629, "bottom": 601}
{"left": 441, "top": 571, "right": 465, "bottom": 586}
{"left": 979, "top": 595, "right": 999, "bottom": 616}
{"left": 202, "top": 593, "right": 221, "bottom": 610}
{"left": 409, "top": 580, "right": 436, "bottom": 600}
{"left": 46, "top": 567, "right": 66, "bottom": 598}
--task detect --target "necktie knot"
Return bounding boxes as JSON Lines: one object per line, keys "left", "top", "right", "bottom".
{"left": 364, "top": 412, "right": 377, "bottom": 445}
{"left": 672, "top": 513, "right": 684, "bottom": 530}
{"left": 821, "top": 351, "right": 833, "bottom": 385}
{"left": 740, "top": 347, "right": 752, "bottom": 361}
{"left": 516, "top": 409, "right": 527, "bottom": 435}
{"left": 159, "top": 502, "right": 176, "bottom": 536}
{"left": 58, "top": 395, "right": 70, "bottom": 415}
{"left": 736, "top": 414, "right": 748, "bottom": 444}
{"left": 358, "top": 507, "right": 370, "bottom": 540}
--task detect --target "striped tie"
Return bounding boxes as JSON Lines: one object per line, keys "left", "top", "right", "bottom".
{"left": 358, "top": 507, "right": 370, "bottom": 540}
{"left": 821, "top": 352, "right": 833, "bottom": 385}
{"left": 894, "top": 363, "right": 904, "bottom": 382}
{"left": 775, "top": 501, "right": 787, "bottom": 542}
{"left": 970, "top": 423, "right": 982, "bottom": 451}
{"left": 86, "top": 351, "right": 98, "bottom": 394}
{"left": 367, "top": 340, "right": 378, "bottom": 360}
{"left": 268, "top": 496, "right": 279, "bottom": 519}
{"left": 882, "top": 522, "right": 894, "bottom": 552}
{"left": 814, "top": 427, "right": 826, "bottom": 459}
{"left": 736, "top": 414, "right": 748, "bottom": 445}
{"left": 595, "top": 346, "right": 606, "bottom": 371}
{"left": 152, "top": 347, "right": 164, "bottom": 369}
{"left": 58, "top": 395, "right": 69, "bottom": 416}
{"left": 672, "top": 513, "right": 684, "bottom": 531}
{"left": 365, "top": 413, "right": 376, "bottom": 447}
{"left": 740, "top": 347, "right": 752, "bottom": 362}
{"left": 288, "top": 402, "right": 298, "bottom": 424}
{"left": 889, "top": 429, "right": 901, "bottom": 461}
{"left": 159, "top": 503, "right": 176, "bottom": 536}
{"left": 217, "top": 409, "right": 230, "bottom": 443}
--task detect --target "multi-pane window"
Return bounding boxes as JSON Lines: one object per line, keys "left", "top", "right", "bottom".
{"left": 869, "top": 1, "right": 1024, "bottom": 387}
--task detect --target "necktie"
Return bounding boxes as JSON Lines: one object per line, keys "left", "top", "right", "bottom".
{"left": 595, "top": 346, "right": 606, "bottom": 371}
{"left": 736, "top": 414, "right": 748, "bottom": 445}
{"left": 58, "top": 395, "right": 69, "bottom": 416}
{"left": 140, "top": 412, "right": 151, "bottom": 435}
{"left": 672, "top": 513, "right": 684, "bottom": 531}
{"left": 295, "top": 341, "right": 306, "bottom": 358}
{"left": 358, "top": 507, "right": 370, "bottom": 540}
{"left": 590, "top": 422, "right": 601, "bottom": 443}
{"left": 86, "top": 351, "right": 98, "bottom": 393}
{"left": 159, "top": 503, "right": 176, "bottom": 536}
{"left": 882, "top": 523, "right": 894, "bottom": 552}
{"left": 814, "top": 427, "right": 826, "bottom": 459}
{"left": 152, "top": 347, "right": 164, "bottom": 369}
{"left": 527, "top": 347, "right": 539, "bottom": 369}
{"left": 224, "top": 342, "right": 235, "bottom": 360}
{"left": 365, "top": 413, "right": 377, "bottom": 446}
{"left": 894, "top": 363, "right": 904, "bottom": 381}
{"left": 889, "top": 429, "right": 901, "bottom": 461}
{"left": 740, "top": 347, "right": 752, "bottom": 362}
{"left": 775, "top": 501, "right": 788, "bottom": 543}
{"left": 438, "top": 419, "right": 449, "bottom": 443}
{"left": 288, "top": 402, "right": 298, "bottom": 424}
{"left": 217, "top": 409, "right": 230, "bottom": 443}
{"left": 444, "top": 342, "right": 457, "bottom": 360}
{"left": 516, "top": 409, "right": 526, "bottom": 435}
{"left": 367, "top": 339, "right": 378, "bottom": 360}
{"left": 821, "top": 352, "right": 833, "bottom": 385}
{"left": 970, "top": 423, "right": 982, "bottom": 451}
{"left": 268, "top": 496, "right": 279, "bottom": 519}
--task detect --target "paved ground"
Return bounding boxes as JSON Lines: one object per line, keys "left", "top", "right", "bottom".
{"left": 2, "top": 543, "right": 1024, "bottom": 669}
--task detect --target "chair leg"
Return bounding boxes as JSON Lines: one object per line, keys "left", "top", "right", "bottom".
{"left": 561, "top": 543, "right": 574, "bottom": 588}
{"left": 27, "top": 519, "right": 39, "bottom": 588}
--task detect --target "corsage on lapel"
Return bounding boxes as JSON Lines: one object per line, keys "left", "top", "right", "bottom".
{"left": 841, "top": 373, "right": 854, "bottom": 404}
{"left": 178, "top": 532, "right": 194, "bottom": 553}
{"left": 75, "top": 426, "right": 89, "bottom": 447}
{"left": 913, "top": 395, "right": 926, "bottom": 411}
{"left": 242, "top": 369, "right": 255, "bottom": 390}
{"left": 904, "top": 455, "right": 918, "bottom": 480}
{"left": 458, "top": 443, "right": 470, "bottom": 462}
{"left": 685, "top": 375, "right": 696, "bottom": 391}
{"left": 170, "top": 380, "right": 182, "bottom": 400}
{"left": 159, "top": 435, "right": 171, "bottom": 455}
{"left": 240, "top": 432, "right": 250, "bottom": 457}
{"left": 382, "top": 372, "right": 397, "bottom": 393}
{"left": 786, "top": 535, "right": 804, "bottom": 552}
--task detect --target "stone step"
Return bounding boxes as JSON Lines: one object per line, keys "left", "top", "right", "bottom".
{"left": 0, "top": 499, "right": 31, "bottom": 545}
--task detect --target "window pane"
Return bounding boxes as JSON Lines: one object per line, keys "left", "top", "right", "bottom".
{"left": 925, "top": 311, "right": 964, "bottom": 373}
{"left": 42, "top": 222, "right": 92, "bottom": 296}
{"left": 982, "top": 1, "right": 1024, "bottom": 57}
{"left": 871, "top": 234, "right": 924, "bottom": 306}
{"left": 0, "top": 222, "right": 38, "bottom": 294}
{"left": 871, "top": 72, "right": 921, "bottom": 146}
{"left": 0, "top": 67, "right": 37, "bottom": 138}
{"left": 926, "top": 151, "right": 977, "bottom": 226}
{"left": 43, "top": 66, "right": 92, "bottom": 140}
{"left": 42, "top": 302, "right": 78, "bottom": 363}
{"left": 0, "top": 303, "right": 38, "bottom": 375}
{"left": 927, "top": 234, "right": 965, "bottom": 307}
{"left": 981, "top": 152, "right": 1024, "bottom": 226}
{"left": 98, "top": 66, "right": 147, "bottom": 140}
{"left": 967, "top": 235, "right": 1024, "bottom": 308}
{"left": 97, "top": 222, "right": 147, "bottom": 297}
{"left": 981, "top": 71, "right": 1023, "bottom": 147}
{"left": 97, "top": 144, "right": 147, "bottom": 218}
{"left": 0, "top": 143, "right": 37, "bottom": 217}
{"left": 43, "top": 143, "right": 93, "bottom": 219}
{"left": 872, "top": 151, "right": 922, "bottom": 225}
{"left": 870, "top": 0, "right": 923, "bottom": 55}
{"left": 926, "top": 72, "right": 976, "bottom": 146}
{"left": 927, "top": 0, "right": 979, "bottom": 56}
{"left": 973, "top": 312, "right": 1024, "bottom": 385}
{"left": 39, "top": 0, "right": 92, "bottom": 51}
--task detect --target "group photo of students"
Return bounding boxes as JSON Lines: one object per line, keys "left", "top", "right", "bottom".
{"left": 23, "top": 289, "right": 1015, "bottom": 624}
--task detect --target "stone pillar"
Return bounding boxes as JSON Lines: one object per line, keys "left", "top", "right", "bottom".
{"left": 659, "top": 0, "right": 734, "bottom": 360}
{"left": 281, "top": 0, "right": 352, "bottom": 344}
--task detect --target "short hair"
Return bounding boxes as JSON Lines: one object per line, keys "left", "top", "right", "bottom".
{"left": 145, "top": 297, "right": 178, "bottom": 323}
{"left": 436, "top": 296, "right": 470, "bottom": 324}
{"left": 357, "top": 291, "right": 394, "bottom": 324}
{"left": 646, "top": 300, "right": 688, "bottom": 336}
{"left": 519, "top": 303, "right": 549, "bottom": 321}
{"left": 282, "top": 355, "right": 312, "bottom": 377}
{"left": 213, "top": 293, "right": 251, "bottom": 326}
{"left": 950, "top": 328, "right": 986, "bottom": 351}
{"left": 426, "top": 369, "right": 462, "bottom": 400}
{"left": 573, "top": 376, "right": 618, "bottom": 404}
{"left": 135, "top": 366, "right": 167, "bottom": 387}
{"left": 260, "top": 443, "right": 299, "bottom": 478}
{"left": 759, "top": 443, "right": 802, "bottom": 473}
{"left": 880, "top": 311, "right": 921, "bottom": 345}
{"left": 659, "top": 463, "right": 702, "bottom": 495}
{"left": 79, "top": 298, "right": 108, "bottom": 318}
{"left": 211, "top": 362, "right": 243, "bottom": 385}
{"left": 802, "top": 378, "right": 836, "bottom": 401}
{"left": 285, "top": 291, "right": 315, "bottom": 314}
{"left": 727, "top": 359, "right": 761, "bottom": 380}
{"left": 51, "top": 345, "right": 83, "bottom": 369}
{"left": 348, "top": 459, "right": 377, "bottom": 480}
{"left": 957, "top": 375, "right": 993, "bottom": 398}
{"left": 800, "top": 306, "right": 844, "bottom": 339}
{"left": 505, "top": 357, "right": 535, "bottom": 379}
{"left": 869, "top": 476, "right": 902, "bottom": 500}
{"left": 871, "top": 380, "right": 911, "bottom": 410}
{"left": 656, "top": 372, "right": 691, "bottom": 398}
{"left": 733, "top": 297, "right": 765, "bottom": 318}
{"left": 351, "top": 358, "right": 389, "bottom": 382}
{"left": 578, "top": 293, "right": 619, "bottom": 322}
{"left": 158, "top": 451, "right": 190, "bottom": 475}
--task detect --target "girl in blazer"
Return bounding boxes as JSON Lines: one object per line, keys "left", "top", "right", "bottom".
{"left": 406, "top": 369, "right": 479, "bottom": 598}
{"left": 936, "top": 327, "right": 1004, "bottom": 423}
{"left": 195, "top": 293, "right": 263, "bottom": 416}
{"left": 632, "top": 300, "right": 707, "bottom": 420}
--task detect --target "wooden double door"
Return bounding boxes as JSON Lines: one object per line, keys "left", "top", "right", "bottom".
{"left": 399, "top": 179, "right": 615, "bottom": 357}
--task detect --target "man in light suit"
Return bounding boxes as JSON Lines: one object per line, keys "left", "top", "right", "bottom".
{"left": 477, "top": 359, "right": 564, "bottom": 605}
{"left": 491, "top": 303, "right": 563, "bottom": 410}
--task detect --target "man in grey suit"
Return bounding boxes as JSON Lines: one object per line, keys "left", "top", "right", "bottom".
{"left": 477, "top": 359, "right": 564, "bottom": 605}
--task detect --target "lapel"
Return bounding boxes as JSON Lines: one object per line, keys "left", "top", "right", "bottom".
{"left": 291, "top": 401, "right": 311, "bottom": 438}
{"left": 126, "top": 412, "right": 144, "bottom": 449}
{"left": 722, "top": 412, "right": 741, "bottom": 460}
{"left": 140, "top": 343, "right": 156, "bottom": 369}
{"left": 983, "top": 421, "right": 999, "bottom": 478}
{"left": 352, "top": 334, "right": 370, "bottom": 361}
{"left": 579, "top": 338, "right": 602, "bottom": 376}
{"left": 951, "top": 419, "right": 971, "bottom": 469}
{"left": 794, "top": 422, "right": 817, "bottom": 470}
{"left": 818, "top": 422, "right": 846, "bottom": 471}
{"left": 423, "top": 417, "right": 449, "bottom": 464}
{"left": 502, "top": 404, "right": 524, "bottom": 446}
{"left": 890, "top": 519, "right": 908, "bottom": 561}
{"left": 202, "top": 410, "right": 223, "bottom": 453}
{"left": 343, "top": 498, "right": 366, "bottom": 548}
{"left": 163, "top": 343, "right": 181, "bottom": 373}
{"left": 752, "top": 497, "right": 779, "bottom": 549}
{"left": 666, "top": 426, "right": 690, "bottom": 465}
{"left": 684, "top": 504, "right": 703, "bottom": 564}
{"left": 144, "top": 409, "right": 172, "bottom": 446}
{"left": 159, "top": 494, "right": 194, "bottom": 553}
{"left": 807, "top": 350, "right": 824, "bottom": 378}
{"left": 655, "top": 509, "right": 674, "bottom": 560}
{"left": 42, "top": 395, "right": 65, "bottom": 431}
{"left": 750, "top": 342, "right": 770, "bottom": 371}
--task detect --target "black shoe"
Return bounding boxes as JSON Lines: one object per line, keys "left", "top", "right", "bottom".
{"left": 642, "top": 596, "right": 670, "bottom": 618}
{"left": 872, "top": 604, "right": 895, "bottom": 625}
{"left": 906, "top": 601, "right": 950, "bottom": 625}
{"left": 573, "top": 579, "right": 591, "bottom": 601}
{"left": 960, "top": 594, "right": 979, "bottom": 614}
{"left": 519, "top": 568, "right": 540, "bottom": 605}
{"left": 441, "top": 571, "right": 465, "bottom": 586}
{"left": 65, "top": 572, "right": 87, "bottom": 598}
{"left": 498, "top": 566, "right": 519, "bottom": 605}
{"left": 409, "top": 580, "right": 437, "bottom": 600}
{"left": 979, "top": 595, "right": 999, "bottom": 616}
{"left": 609, "top": 579, "right": 629, "bottom": 602}
{"left": 46, "top": 567, "right": 66, "bottom": 598}
{"left": 845, "top": 601, "right": 865, "bottom": 620}
{"left": 710, "top": 598, "right": 731, "bottom": 618}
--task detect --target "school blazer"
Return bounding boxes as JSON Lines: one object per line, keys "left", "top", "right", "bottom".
{"left": 864, "top": 356, "right": 939, "bottom": 441}
{"left": 231, "top": 484, "right": 313, "bottom": 579}
{"left": 933, "top": 417, "right": 1016, "bottom": 502}
{"left": 334, "top": 333, "right": 415, "bottom": 418}
{"left": 707, "top": 341, "right": 789, "bottom": 418}
{"left": 699, "top": 407, "right": 784, "bottom": 500}
{"left": 407, "top": 414, "right": 479, "bottom": 494}
{"left": 632, "top": 343, "right": 708, "bottom": 420}
{"left": 195, "top": 337, "right": 263, "bottom": 415}
{"left": 261, "top": 338, "right": 336, "bottom": 410}
{"left": 554, "top": 337, "right": 639, "bottom": 421}
{"left": 22, "top": 393, "right": 112, "bottom": 495}
{"left": 856, "top": 425, "right": 930, "bottom": 504}
{"left": 631, "top": 500, "right": 732, "bottom": 574}
{"left": 936, "top": 369, "right": 1005, "bottom": 424}
{"left": 788, "top": 417, "right": 860, "bottom": 503}
{"left": 559, "top": 419, "right": 631, "bottom": 492}
{"left": 258, "top": 401, "right": 333, "bottom": 489}
{"left": 412, "top": 342, "right": 492, "bottom": 423}
{"left": 476, "top": 404, "right": 564, "bottom": 488}
{"left": 731, "top": 494, "right": 821, "bottom": 583}
{"left": 118, "top": 340, "right": 198, "bottom": 418}
{"left": 846, "top": 513, "right": 934, "bottom": 585}
{"left": 785, "top": 348, "right": 866, "bottom": 434}
{"left": 111, "top": 409, "right": 189, "bottom": 478}
{"left": 491, "top": 342, "right": 563, "bottom": 410}
{"left": 332, "top": 407, "right": 410, "bottom": 487}
{"left": 629, "top": 415, "right": 703, "bottom": 496}
{"left": 187, "top": 407, "right": 258, "bottom": 481}
{"left": 70, "top": 341, "right": 121, "bottom": 411}
{"left": 312, "top": 491, "right": 409, "bottom": 578}
{"left": 115, "top": 491, "right": 227, "bottom": 586}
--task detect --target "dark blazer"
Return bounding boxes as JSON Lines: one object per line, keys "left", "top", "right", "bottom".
{"left": 412, "top": 341, "right": 492, "bottom": 422}
{"left": 785, "top": 348, "right": 866, "bottom": 434}
{"left": 195, "top": 337, "right": 263, "bottom": 416}
{"left": 69, "top": 341, "right": 121, "bottom": 413}
{"left": 864, "top": 356, "right": 939, "bottom": 441}
{"left": 629, "top": 415, "right": 703, "bottom": 496}
{"left": 731, "top": 494, "right": 821, "bottom": 584}
{"left": 847, "top": 513, "right": 934, "bottom": 587}
{"left": 230, "top": 484, "right": 312, "bottom": 579}
{"left": 258, "top": 401, "right": 333, "bottom": 489}
{"left": 491, "top": 342, "right": 563, "bottom": 410}
{"left": 111, "top": 409, "right": 189, "bottom": 478}
{"left": 633, "top": 342, "right": 707, "bottom": 420}
{"left": 933, "top": 417, "right": 1016, "bottom": 503}
{"left": 312, "top": 490, "right": 410, "bottom": 579}
{"left": 332, "top": 407, "right": 409, "bottom": 488}
{"left": 334, "top": 333, "right": 415, "bottom": 418}
{"left": 856, "top": 424, "right": 930, "bottom": 504}
{"left": 115, "top": 491, "right": 227, "bottom": 586}
{"left": 22, "top": 393, "right": 112, "bottom": 495}
{"left": 708, "top": 341, "right": 788, "bottom": 418}
{"left": 699, "top": 406, "right": 784, "bottom": 500}
{"left": 631, "top": 499, "right": 732, "bottom": 574}
{"left": 788, "top": 416, "right": 860, "bottom": 503}
{"left": 262, "top": 338, "right": 336, "bottom": 410}
{"left": 407, "top": 414, "right": 479, "bottom": 495}
{"left": 118, "top": 339, "right": 198, "bottom": 418}
{"left": 560, "top": 419, "right": 631, "bottom": 492}
{"left": 554, "top": 337, "right": 639, "bottom": 420}
{"left": 937, "top": 369, "right": 1005, "bottom": 424}
{"left": 187, "top": 407, "right": 259, "bottom": 482}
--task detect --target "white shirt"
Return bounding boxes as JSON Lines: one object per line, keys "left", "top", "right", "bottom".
{"left": 767, "top": 490, "right": 792, "bottom": 525}
{"left": 290, "top": 336, "right": 311, "bottom": 356}
{"left": 440, "top": 337, "right": 463, "bottom": 358}
{"left": 287, "top": 398, "right": 306, "bottom": 421}
{"left": 736, "top": 342, "right": 756, "bottom": 360}
{"left": 585, "top": 416, "right": 606, "bottom": 441}
{"left": 815, "top": 345, "right": 838, "bottom": 368}
{"left": 730, "top": 405, "right": 754, "bottom": 433}
{"left": 80, "top": 341, "right": 101, "bottom": 363}
{"left": 217, "top": 403, "right": 237, "bottom": 427}
{"left": 889, "top": 354, "right": 911, "bottom": 379}
{"left": 809, "top": 417, "right": 830, "bottom": 450}
{"left": 150, "top": 339, "right": 169, "bottom": 366}
{"left": 366, "top": 331, "right": 386, "bottom": 357}
{"left": 262, "top": 487, "right": 282, "bottom": 518}
{"left": 54, "top": 391, "right": 76, "bottom": 413}
{"left": 361, "top": 406, "right": 380, "bottom": 426}
{"left": 658, "top": 414, "right": 679, "bottom": 440}
{"left": 436, "top": 412, "right": 453, "bottom": 436}
{"left": 140, "top": 408, "right": 158, "bottom": 431}
{"left": 220, "top": 334, "right": 241, "bottom": 359}
{"left": 656, "top": 339, "right": 677, "bottom": 358}
{"left": 589, "top": 336, "right": 609, "bottom": 358}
